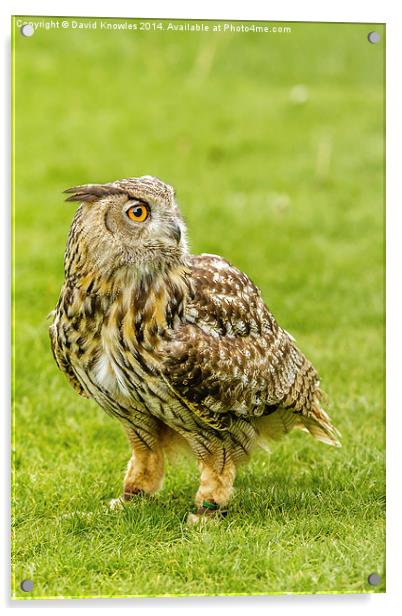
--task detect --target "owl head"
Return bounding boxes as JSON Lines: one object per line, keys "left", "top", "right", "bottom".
{"left": 64, "top": 176, "right": 188, "bottom": 278}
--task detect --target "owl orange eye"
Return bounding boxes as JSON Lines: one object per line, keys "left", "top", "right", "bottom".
{"left": 126, "top": 203, "right": 149, "bottom": 223}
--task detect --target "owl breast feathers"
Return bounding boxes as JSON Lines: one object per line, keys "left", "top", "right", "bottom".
{"left": 50, "top": 175, "right": 340, "bottom": 519}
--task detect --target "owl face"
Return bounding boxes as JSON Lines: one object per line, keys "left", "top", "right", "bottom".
{"left": 65, "top": 176, "right": 188, "bottom": 274}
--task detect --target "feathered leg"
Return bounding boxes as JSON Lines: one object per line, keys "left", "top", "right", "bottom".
{"left": 110, "top": 422, "right": 164, "bottom": 509}
{"left": 187, "top": 452, "right": 236, "bottom": 524}
{"left": 187, "top": 420, "right": 256, "bottom": 524}
{"left": 196, "top": 458, "right": 236, "bottom": 506}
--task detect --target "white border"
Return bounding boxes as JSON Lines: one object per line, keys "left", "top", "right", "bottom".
{"left": 2, "top": 1, "right": 401, "bottom": 614}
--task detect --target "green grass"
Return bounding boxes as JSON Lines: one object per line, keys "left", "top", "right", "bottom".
{"left": 12, "top": 18, "right": 385, "bottom": 598}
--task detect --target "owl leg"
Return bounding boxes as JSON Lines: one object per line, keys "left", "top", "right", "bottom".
{"left": 123, "top": 447, "right": 164, "bottom": 497}
{"left": 187, "top": 420, "right": 257, "bottom": 523}
{"left": 109, "top": 422, "right": 164, "bottom": 510}
{"left": 187, "top": 455, "right": 236, "bottom": 524}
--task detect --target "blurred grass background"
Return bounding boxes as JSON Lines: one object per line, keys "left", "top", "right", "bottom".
{"left": 12, "top": 17, "right": 385, "bottom": 598}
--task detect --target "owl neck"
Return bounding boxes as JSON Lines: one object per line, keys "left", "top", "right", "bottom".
{"left": 64, "top": 257, "right": 191, "bottom": 349}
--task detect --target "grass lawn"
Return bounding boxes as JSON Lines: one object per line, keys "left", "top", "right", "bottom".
{"left": 12, "top": 18, "right": 385, "bottom": 598}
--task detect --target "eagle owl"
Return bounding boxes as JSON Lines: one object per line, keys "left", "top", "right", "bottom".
{"left": 50, "top": 176, "right": 340, "bottom": 522}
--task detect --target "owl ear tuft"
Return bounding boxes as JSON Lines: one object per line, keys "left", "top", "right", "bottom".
{"left": 63, "top": 184, "right": 122, "bottom": 203}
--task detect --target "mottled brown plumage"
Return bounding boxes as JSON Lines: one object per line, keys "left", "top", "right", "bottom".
{"left": 50, "top": 175, "right": 340, "bottom": 521}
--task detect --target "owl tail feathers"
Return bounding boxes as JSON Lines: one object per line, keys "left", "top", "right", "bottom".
{"left": 255, "top": 404, "right": 341, "bottom": 450}
{"left": 300, "top": 402, "right": 342, "bottom": 447}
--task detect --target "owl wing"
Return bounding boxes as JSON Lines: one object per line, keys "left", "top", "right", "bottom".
{"left": 49, "top": 319, "right": 89, "bottom": 398}
{"left": 162, "top": 254, "right": 318, "bottom": 421}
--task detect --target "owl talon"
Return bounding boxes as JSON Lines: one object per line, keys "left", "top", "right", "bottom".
{"left": 186, "top": 510, "right": 226, "bottom": 526}
{"left": 187, "top": 512, "right": 206, "bottom": 526}
{"left": 109, "top": 487, "right": 145, "bottom": 510}
{"left": 186, "top": 501, "right": 227, "bottom": 525}
{"left": 109, "top": 496, "right": 126, "bottom": 511}
{"left": 123, "top": 487, "right": 145, "bottom": 500}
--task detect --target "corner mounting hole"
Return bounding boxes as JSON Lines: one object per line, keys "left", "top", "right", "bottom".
{"left": 368, "top": 572, "right": 381, "bottom": 586}
{"left": 368, "top": 31, "right": 380, "bottom": 44}
{"left": 21, "top": 24, "right": 34, "bottom": 37}
{"left": 20, "top": 579, "right": 34, "bottom": 592}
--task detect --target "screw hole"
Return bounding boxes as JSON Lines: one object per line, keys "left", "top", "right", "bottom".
{"left": 20, "top": 579, "right": 34, "bottom": 592}
{"left": 20, "top": 24, "right": 34, "bottom": 37}
{"left": 368, "top": 31, "right": 380, "bottom": 44}
{"left": 367, "top": 572, "right": 381, "bottom": 586}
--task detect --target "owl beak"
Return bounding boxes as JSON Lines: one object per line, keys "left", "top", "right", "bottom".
{"left": 171, "top": 224, "right": 182, "bottom": 244}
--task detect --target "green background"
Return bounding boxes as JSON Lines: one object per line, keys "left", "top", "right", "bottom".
{"left": 12, "top": 17, "right": 385, "bottom": 598}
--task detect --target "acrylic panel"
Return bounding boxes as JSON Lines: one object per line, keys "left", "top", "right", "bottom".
{"left": 11, "top": 16, "right": 385, "bottom": 599}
